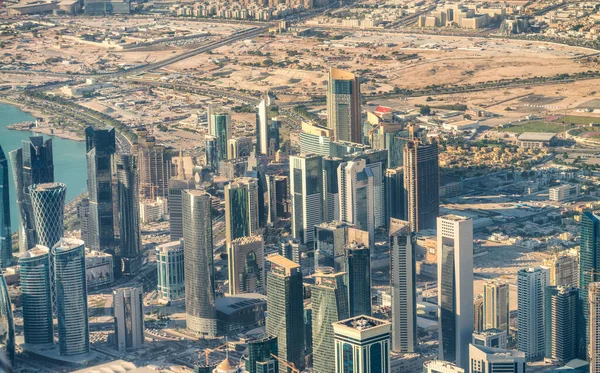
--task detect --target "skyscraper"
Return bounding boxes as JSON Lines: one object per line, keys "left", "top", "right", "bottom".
{"left": 0, "top": 273, "right": 14, "bottom": 366}
{"left": 85, "top": 126, "right": 116, "bottom": 251}
{"left": 332, "top": 315, "right": 391, "bottom": 373}
{"left": 113, "top": 285, "right": 144, "bottom": 352}
{"left": 225, "top": 177, "right": 260, "bottom": 248}
{"left": 77, "top": 198, "right": 93, "bottom": 251}
{"left": 116, "top": 154, "right": 141, "bottom": 275}
{"left": 210, "top": 111, "right": 231, "bottom": 161}
{"left": 256, "top": 99, "right": 269, "bottom": 155}
{"left": 589, "top": 282, "right": 600, "bottom": 373}
{"left": 9, "top": 136, "right": 54, "bottom": 252}
{"left": 156, "top": 240, "right": 185, "bottom": 301}
{"left": 137, "top": 130, "right": 172, "bottom": 199}
{"left": 472, "top": 329, "right": 508, "bottom": 349}
{"left": 385, "top": 167, "right": 405, "bottom": 224}
{"left": 389, "top": 221, "right": 416, "bottom": 353}
{"left": 52, "top": 238, "right": 90, "bottom": 356}
{"left": 19, "top": 245, "right": 53, "bottom": 345}
{"left": 580, "top": 211, "right": 600, "bottom": 359}
{"left": 268, "top": 117, "right": 281, "bottom": 157}
{"left": 345, "top": 242, "right": 371, "bottom": 317}
{"left": 483, "top": 280, "right": 510, "bottom": 334}
{"left": 0, "top": 146, "right": 11, "bottom": 268}
{"left": 29, "top": 182, "right": 66, "bottom": 249}
{"left": 327, "top": 68, "right": 361, "bottom": 143}
{"left": 545, "top": 286, "right": 578, "bottom": 363}
{"left": 228, "top": 235, "right": 265, "bottom": 295}
{"left": 437, "top": 215, "right": 474, "bottom": 369}
{"left": 182, "top": 190, "right": 216, "bottom": 337}
{"left": 168, "top": 177, "right": 194, "bottom": 241}
{"left": 323, "top": 156, "right": 342, "bottom": 222}
{"left": 543, "top": 253, "right": 578, "bottom": 288}
{"left": 469, "top": 344, "right": 526, "bottom": 373}
{"left": 338, "top": 158, "right": 382, "bottom": 244}
{"left": 311, "top": 267, "right": 349, "bottom": 373}
{"left": 474, "top": 295, "right": 484, "bottom": 333}
{"left": 517, "top": 267, "right": 548, "bottom": 362}
{"left": 246, "top": 335, "right": 279, "bottom": 373}
{"left": 205, "top": 135, "right": 218, "bottom": 172}
{"left": 314, "top": 221, "right": 350, "bottom": 270}
{"left": 404, "top": 140, "right": 439, "bottom": 232}
{"left": 265, "top": 254, "right": 304, "bottom": 373}
{"left": 290, "top": 154, "right": 323, "bottom": 244}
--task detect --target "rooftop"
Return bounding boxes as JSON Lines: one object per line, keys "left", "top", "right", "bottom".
{"left": 21, "top": 245, "right": 50, "bottom": 259}
{"left": 215, "top": 293, "right": 267, "bottom": 316}
{"left": 231, "top": 235, "right": 263, "bottom": 245}
{"left": 517, "top": 132, "right": 557, "bottom": 141}
{"left": 266, "top": 254, "right": 300, "bottom": 270}
{"left": 440, "top": 214, "right": 470, "bottom": 222}
{"left": 156, "top": 240, "right": 183, "bottom": 252}
{"left": 335, "top": 315, "right": 389, "bottom": 331}
{"left": 52, "top": 238, "right": 84, "bottom": 253}
{"left": 30, "top": 182, "right": 66, "bottom": 192}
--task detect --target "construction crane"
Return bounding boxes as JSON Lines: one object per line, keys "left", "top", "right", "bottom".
{"left": 203, "top": 342, "right": 229, "bottom": 365}
{"left": 269, "top": 353, "right": 300, "bottom": 373}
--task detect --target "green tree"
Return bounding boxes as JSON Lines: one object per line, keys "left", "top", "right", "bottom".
{"left": 420, "top": 105, "right": 431, "bottom": 116}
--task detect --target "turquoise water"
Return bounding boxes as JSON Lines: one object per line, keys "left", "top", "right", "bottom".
{"left": 0, "top": 103, "right": 88, "bottom": 232}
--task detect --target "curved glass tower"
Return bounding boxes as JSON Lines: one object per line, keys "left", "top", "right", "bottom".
{"left": 0, "top": 146, "right": 11, "bottom": 268}
{"left": 0, "top": 273, "right": 14, "bottom": 366}
{"left": 52, "top": 238, "right": 90, "bottom": 356}
{"left": 182, "top": 190, "right": 216, "bottom": 336}
{"left": 18, "top": 245, "right": 53, "bottom": 345}
{"left": 29, "top": 182, "right": 66, "bottom": 249}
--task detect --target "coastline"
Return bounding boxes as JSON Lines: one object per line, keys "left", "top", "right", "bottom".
{"left": 0, "top": 97, "right": 85, "bottom": 142}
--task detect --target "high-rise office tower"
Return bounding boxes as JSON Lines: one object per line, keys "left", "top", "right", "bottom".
{"left": 483, "top": 280, "right": 510, "bottom": 334}
{"left": 385, "top": 167, "right": 406, "bottom": 224}
{"left": 228, "top": 235, "right": 265, "bottom": 295}
{"left": 52, "top": 238, "right": 90, "bottom": 356}
{"left": 332, "top": 315, "right": 391, "bottom": 373}
{"left": 182, "top": 190, "right": 216, "bottom": 337}
{"left": 9, "top": 136, "right": 54, "bottom": 252}
{"left": 210, "top": 111, "right": 231, "bottom": 161}
{"left": 0, "top": 273, "right": 14, "bottom": 366}
{"left": 437, "top": 215, "right": 474, "bottom": 369}
{"left": 205, "top": 135, "right": 218, "bottom": 172}
{"left": 280, "top": 239, "right": 301, "bottom": 265}
{"left": 580, "top": 212, "right": 600, "bottom": 358}
{"left": 338, "top": 158, "right": 383, "bottom": 244}
{"left": 268, "top": 117, "right": 281, "bottom": 157}
{"left": 225, "top": 177, "right": 260, "bottom": 248}
{"left": 273, "top": 175, "right": 288, "bottom": 218}
{"left": 327, "top": 68, "right": 361, "bottom": 143}
{"left": 168, "top": 177, "right": 194, "bottom": 241}
{"left": 345, "top": 242, "right": 371, "bottom": 317}
{"left": 246, "top": 335, "right": 279, "bottom": 373}
{"left": 589, "top": 282, "right": 600, "bottom": 373}
{"left": 423, "top": 360, "right": 464, "bottom": 373}
{"left": 474, "top": 295, "right": 484, "bottom": 333}
{"left": 229, "top": 137, "right": 253, "bottom": 159}
{"left": 545, "top": 286, "right": 578, "bottom": 363}
{"left": 314, "top": 221, "right": 350, "bottom": 270}
{"left": 290, "top": 154, "right": 323, "bottom": 244}
{"left": 404, "top": 140, "right": 439, "bottom": 232}
{"left": 311, "top": 267, "right": 349, "bottom": 373}
{"left": 113, "top": 285, "right": 144, "bottom": 352}
{"left": 469, "top": 344, "right": 526, "bottom": 373}
{"left": 256, "top": 99, "right": 269, "bottom": 155}
{"left": 370, "top": 124, "right": 411, "bottom": 169}
{"left": 0, "top": 146, "right": 11, "bottom": 268}
{"left": 77, "top": 198, "right": 93, "bottom": 250}
{"left": 543, "top": 253, "right": 578, "bottom": 287}
{"left": 323, "top": 157, "right": 342, "bottom": 222}
{"left": 517, "top": 267, "right": 549, "bottom": 362}
{"left": 85, "top": 126, "right": 116, "bottom": 251}
{"left": 156, "top": 240, "right": 185, "bottom": 301}
{"left": 389, "top": 221, "right": 416, "bottom": 353}
{"left": 116, "top": 154, "right": 141, "bottom": 275}
{"left": 19, "top": 245, "right": 53, "bottom": 344}
{"left": 29, "top": 182, "right": 66, "bottom": 249}
{"left": 137, "top": 130, "right": 172, "bottom": 199}
{"left": 472, "top": 329, "right": 508, "bottom": 349}
{"left": 265, "top": 255, "right": 304, "bottom": 373}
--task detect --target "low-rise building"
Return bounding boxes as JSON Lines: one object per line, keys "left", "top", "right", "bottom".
{"left": 517, "top": 132, "right": 557, "bottom": 148}
{"left": 549, "top": 184, "right": 580, "bottom": 202}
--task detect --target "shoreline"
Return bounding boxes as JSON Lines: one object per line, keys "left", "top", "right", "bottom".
{"left": 0, "top": 98, "right": 85, "bottom": 142}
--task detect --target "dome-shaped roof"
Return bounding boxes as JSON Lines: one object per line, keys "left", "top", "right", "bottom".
{"left": 214, "top": 357, "right": 239, "bottom": 373}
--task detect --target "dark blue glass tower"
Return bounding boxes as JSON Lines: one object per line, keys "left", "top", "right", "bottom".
{"left": 0, "top": 146, "right": 11, "bottom": 267}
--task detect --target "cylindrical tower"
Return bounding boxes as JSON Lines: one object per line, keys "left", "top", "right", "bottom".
{"left": 29, "top": 182, "right": 66, "bottom": 249}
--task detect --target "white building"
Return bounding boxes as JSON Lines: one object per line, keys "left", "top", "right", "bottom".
{"left": 139, "top": 197, "right": 168, "bottom": 223}
{"left": 437, "top": 215, "right": 474, "bottom": 369}
{"left": 517, "top": 267, "right": 549, "bottom": 361}
{"left": 256, "top": 99, "right": 269, "bottom": 155}
{"left": 469, "top": 344, "right": 526, "bottom": 373}
{"left": 423, "top": 360, "right": 464, "bottom": 373}
{"left": 472, "top": 329, "right": 508, "bottom": 350}
{"left": 290, "top": 154, "right": 323, "bottom": 244}
{"left": 333, "top": 316, "right": 391, "bottom": 373}
{"left": 85, "top": 248, "right": 114, "bottom": 289}
{"left": 113, "top": 286, "right": 144, "bottom": 352}
{"left": 549, "top": 184, "right": 580, "bottom": 202}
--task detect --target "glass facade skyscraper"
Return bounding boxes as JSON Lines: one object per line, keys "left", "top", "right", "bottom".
{"left": 345, "top": 243, "right": 371, "bottom": 317}
{"left": 580, "top": 211, "right": 600, "bottom": 359}
{"left": 246, "top": 335, "right": 278, "bottom": 373}
{"left": 116, "top": 154, "right": 141, "bottom": 275}
{"left": 311, "top": 268, "right": 349, "bottom": 373}
{"left": 290, "top": 154, "right": 323, "bottom": 244}
{"left": 85, "top": 126, "right": 116, "bottom": 251}
{"left": 113, "top": 286, "right": 144, "bottom": 352}
{"left": 0, "top": 273, "right": 15, "bottom": 366}
{"left": 210, "top": 112, "right": 231, "bottom": 161}
{"left": 29, "top": 182, "right": 66, "bottom": 249}
{"left": 266, "top": 254, "right": 305, "bottom": 373}
{"left": 168, "top": 178, "right": 194, "bottom": 241}
{"left": 225, "top": 177, "right": 260, "bottom": 249}
{"left": 19, "top": 245, "right": 53, "bottom": 345}
{"left": 0, "top": 146, "right": 11, "bottom": 268}
{"left": 156, "top": 240, "right": 185, "bottom": 301}
{"left": 327, "top": 68, "right": 361, "bottom": 143}
{"left": 517, "top": 267, "right": 548, "bottom": 362}
{"left": 52, "top": 238, "right": 90, "bottom": 356}
{"left": 544, "top": 286, "right": 578, "bottom": 363}
{"left": 404, "top": 140, "right": 439, "bottom": 232}
{"left": 9, "top": 136, "right": 54, "bottom": 252}
{"left": 182, "top": 190, "right": 216, "bottom": 337}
